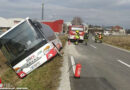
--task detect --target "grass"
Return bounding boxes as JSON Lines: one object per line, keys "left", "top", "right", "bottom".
{"left": 0, "top": 35, "right": 67, "bottom": 90}
{"left": 0, "top": 51, "right": 9, "bottom": 76}
{"left": 103, "top": 35, "right": 130, "bottom": 50}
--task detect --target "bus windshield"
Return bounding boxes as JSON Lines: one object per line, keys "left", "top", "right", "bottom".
{"left": 0, "top": 20, "right": 45, "bottom": 65}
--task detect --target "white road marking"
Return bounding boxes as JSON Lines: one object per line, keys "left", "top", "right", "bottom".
{"left": 90, "top": 44, "right": 97, "bottom": 49}
{"left": 70, "top": 56, "right": 76, "bottom": 74}
{"left": 117, "top": 60, "right": 130, "bottom": 68}
{"left": 103, "top": 43, "right": 130, "bottom": 53}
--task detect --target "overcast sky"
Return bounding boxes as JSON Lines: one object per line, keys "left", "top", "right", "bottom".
{"left": 0, "top": 0, "right": 130, "bottom": 28}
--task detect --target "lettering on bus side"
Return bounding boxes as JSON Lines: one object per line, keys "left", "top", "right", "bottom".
{"left": 21, "top": 56, "right": 42, "bottom": 69}
{"left": 26, "top": 55, "right": 35, "bottom": 62}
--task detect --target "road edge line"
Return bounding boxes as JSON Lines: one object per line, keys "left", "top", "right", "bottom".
{"left": 70, "top": 56, "right": 76, "bottom": 75}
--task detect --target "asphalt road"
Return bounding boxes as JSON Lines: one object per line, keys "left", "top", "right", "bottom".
{"left": 67, "top": 34, "right": 130, "bottom": 90}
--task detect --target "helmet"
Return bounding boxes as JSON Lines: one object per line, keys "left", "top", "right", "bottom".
{"left": 76, "top": 30, "right": 79, "bottom": 33}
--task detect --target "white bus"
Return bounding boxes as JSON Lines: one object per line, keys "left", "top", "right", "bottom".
{"left": 0, "top": 18, "right": 62, "bottom": 78}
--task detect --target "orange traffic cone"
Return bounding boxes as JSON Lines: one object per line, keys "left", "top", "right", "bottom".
{"left": 74, "top": 63, "right": 81, "bottom": 78}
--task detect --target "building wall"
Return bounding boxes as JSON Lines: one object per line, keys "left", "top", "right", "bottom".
{"left": 0, "top": 27, "right": 10, "bottom": 32}
{"left": 0, "top": 17, "right": 23, "bottom": 33}
{"left": 111, "top": 29, "right": 126, "bottom": 35}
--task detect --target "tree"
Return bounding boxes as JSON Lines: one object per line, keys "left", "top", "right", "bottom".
{"left": 71, "top": 16, "right": 83, "bottom": 25}
{"left": 63, "top": 23, "right": 68, "bottom": 33}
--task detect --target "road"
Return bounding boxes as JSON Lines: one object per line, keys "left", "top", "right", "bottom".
{"left": 66, "top": 34, "right": 130, "bottom": 90}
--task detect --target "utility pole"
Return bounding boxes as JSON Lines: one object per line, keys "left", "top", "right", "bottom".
{"left": 42, "top": 1, "right": 44, "bottom": 20}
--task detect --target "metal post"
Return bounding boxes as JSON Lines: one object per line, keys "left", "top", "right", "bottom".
{"left": 42, "top": 2, "right": 44, "bottom": 20}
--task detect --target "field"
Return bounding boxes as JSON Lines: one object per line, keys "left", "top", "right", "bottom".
{"left": 103, "top": 35, "right": 130, "bottom": 50}
{"left": 0, "top": 35, "right": 67, "bottom": 90}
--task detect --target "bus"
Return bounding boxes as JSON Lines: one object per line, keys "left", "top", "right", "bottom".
{"left": 0, "top": 18, "right": 62, "bottom": 78}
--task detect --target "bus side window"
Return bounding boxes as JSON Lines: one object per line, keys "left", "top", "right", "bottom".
{"left": 40, "top": 24, "right": 56, "bottom": 41}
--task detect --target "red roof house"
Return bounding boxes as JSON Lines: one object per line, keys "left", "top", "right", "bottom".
{"left": 112, "top": 25, "right": 123, "bottom": 31}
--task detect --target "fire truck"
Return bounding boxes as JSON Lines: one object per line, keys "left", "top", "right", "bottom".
{"left": 68, "top": 25, "right": 85, "bottom": 41}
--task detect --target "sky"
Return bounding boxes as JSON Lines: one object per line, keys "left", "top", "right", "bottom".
{"left": 0, "top": 0, "right": 130, "bottom": 28}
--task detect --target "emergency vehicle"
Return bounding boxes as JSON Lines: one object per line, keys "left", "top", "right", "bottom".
{"left": 0, "top": 18, "right": 62, "bottom": 78}
{"left": 68, "top": 25, "right": 85, "bottom": 41}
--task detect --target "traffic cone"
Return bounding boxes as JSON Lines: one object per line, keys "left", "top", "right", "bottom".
{"left": 74, "top": 63, "right": 81, "bottom": 78}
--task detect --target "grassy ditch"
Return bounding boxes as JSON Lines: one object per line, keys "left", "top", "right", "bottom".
{"left": 103, "top": 35, "right": 130, "bottom": 50}
{"left": 0, "top": 35, "right": 67, "bottom": 90}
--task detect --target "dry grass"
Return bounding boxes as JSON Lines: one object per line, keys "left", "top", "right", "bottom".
{"left": 103, "top": 35, "right": 130, "bottom": 50}
{"left": 0, "top": 51, "right": 9, "bottom": 76}
{"left": 0, "top": 35, "right": 67, "bottom": 90}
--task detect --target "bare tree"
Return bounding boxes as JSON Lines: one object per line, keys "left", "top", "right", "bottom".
{"left": 71, "top": 16, "right": 83, "bottom": 25}
{"left": 63, "top": 23, "right": 68, "bottom": 33}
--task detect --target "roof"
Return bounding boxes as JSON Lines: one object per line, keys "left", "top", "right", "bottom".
{"left": 112, "top": 25, "right": 123, "bottom": 30}
{"left": 0, "top": 18, "right": 26, "bottom": 38}
{"left": 0, "top": 17, "right": 24, "bottom": 27}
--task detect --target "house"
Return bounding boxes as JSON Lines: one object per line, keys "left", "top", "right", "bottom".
{"left": 103, "top": 26, "right": 112, "bottom": 36}
{"left": 0, "top": 17, "right": 23, "bottom": 33}
{"left": 112, "top": 25, "right": 126, "bottom": 35}
{"left": 41, "top": 20, "right": 64, "bottom": 34}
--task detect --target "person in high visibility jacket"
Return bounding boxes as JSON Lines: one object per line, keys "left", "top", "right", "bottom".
{"left": 99, "top": 33, "right": 103, "bottom": 43}
{"left": 98, "top": 33, "right": 102, "bottom": 39}
{"left": 95, "top": 32, "right": 103, "bottom": 43}
{"left": 75, "top": 30, "right": 80, "bottom": 45}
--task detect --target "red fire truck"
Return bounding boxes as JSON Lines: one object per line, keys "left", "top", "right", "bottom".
{"left": 68, "top": 25, "right": 85, "bottom": 41}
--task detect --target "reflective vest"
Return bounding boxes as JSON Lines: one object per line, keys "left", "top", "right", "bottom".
{"left": 99, "top": 35, "right": 102, "bottom": 39}
{"left": 75, "top": 33, "right": 80, "bottom": 39}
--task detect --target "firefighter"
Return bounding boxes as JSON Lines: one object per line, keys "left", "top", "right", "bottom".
{"left": 75, "top": 30, "right": 80, "bottom": 45}
{"left": 98, "top": 33, "right": 103, "bottom": 43}
{"left": 84, "top": 31, "right": 89, "bottom": 45}
{"left": 95, "top": 32, "right": 98, "bottom": 43}
{"left": 95, "top": 32, "right": 103, "bottom": 43}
